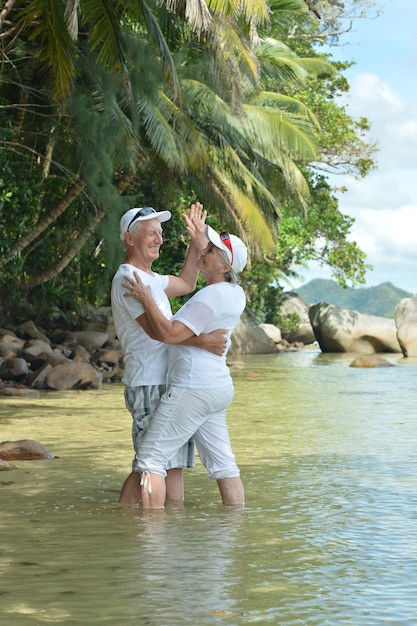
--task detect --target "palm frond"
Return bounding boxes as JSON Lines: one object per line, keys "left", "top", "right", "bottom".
{"left": 209, "top": 16, "right": 260, "bottom": 92}
{"left": 211, "top": 166, "right": 278, "bottom": 251}
{"left": 18, "top": 0, "right": 76, "bottom": 101}
{"left": 248, "top": 91, "right": 321, "bottom": 129}
{"left": 157, "top": 92, "right": 210, "bottom": 169}
{"left": 137, "top": 0, "right": 181, "bottom": 102}
{"left": 238, "top": 0, "right": 271, "bottom": 25}
{"left": 206, "top": 0, "right": 270, "bottom": 25}
{"left": 64, "top": 0, "right": 80, "bottom": 40}
{"left": 185, "top": 0, "right": 212, "bottom": 32}
{"left": 241, "top": 104, "right": 319, "bottom": 162}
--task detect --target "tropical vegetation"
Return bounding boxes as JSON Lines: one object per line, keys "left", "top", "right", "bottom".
{"left": 0, "top": 0, "right": 379, "bottom": 325}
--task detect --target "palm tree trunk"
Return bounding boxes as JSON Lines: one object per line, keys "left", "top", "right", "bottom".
{"left": 1, "top": 179, "right": 86, "bottom": 265}
{"left": 25, "top": 170, "right": 137, "bottom": 287}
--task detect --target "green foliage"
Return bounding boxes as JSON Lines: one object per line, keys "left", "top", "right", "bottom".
{"left": 276, "top": 172, "right": 371, "bottom": 286}
{"left": 274, "top": 311, "right": 301, "bottom": 333}
{"left": 0, "top": 0, "right": 379, "bottom": 327}
{"left": 296, "top": 279, "right": 412, "bottom": 318}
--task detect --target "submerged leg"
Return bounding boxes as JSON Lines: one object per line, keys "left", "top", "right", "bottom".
{"left": 217, "top": 477, "right": 245, "bottom": 507}
{"left": 118, "top": 471, "right": 141, "bottom": 505}
{"left": 165, "top": 468, "right": 184, "bottom": 501}
{"left": 141, "top": 472, "right": 166, "bottom": 509}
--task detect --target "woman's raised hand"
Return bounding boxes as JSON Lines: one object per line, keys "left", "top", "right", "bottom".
{"left": 184, "top": 201, "right": 208, "bottom": 248}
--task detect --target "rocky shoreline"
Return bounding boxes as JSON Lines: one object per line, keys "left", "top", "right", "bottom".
{"left": 0, "top": 304, "right": 301, "bottom": 397}
{"left": 0, "top": 306, "right": 124, "bottom": 396}
{"left": 2, "top": 291, "right": 417, "bottom": 397}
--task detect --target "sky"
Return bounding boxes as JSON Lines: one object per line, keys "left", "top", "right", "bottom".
{"left": 291, "top": 0, "right": 417, "bottom": 294}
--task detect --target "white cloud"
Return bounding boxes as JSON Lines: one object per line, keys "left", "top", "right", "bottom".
{"left": 343, "top": 73, "right": 417, "bottom": 170}
{"left": 350, "top": 205, "right": 417, "bottom": 258}
{"left": 332, "top": 72, "right": 417, "bottom": 293}
{"left": 291, "top": 1, "right": 417, "bottom": 295}
{"left": 336, "top": 175, "right": 411, "bottom": 211}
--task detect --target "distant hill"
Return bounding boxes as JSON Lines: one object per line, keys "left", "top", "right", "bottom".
{"left": 293, "top": 279, "right": 413, "bottom": 318}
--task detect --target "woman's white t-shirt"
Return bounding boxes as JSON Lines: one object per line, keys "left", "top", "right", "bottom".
{"left": 167, "top": 282, "right": 246, "bottom": 389}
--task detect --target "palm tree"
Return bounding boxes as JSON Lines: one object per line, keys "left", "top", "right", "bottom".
{"left": 0, "top": 0, "right": 331, "bottom": 312}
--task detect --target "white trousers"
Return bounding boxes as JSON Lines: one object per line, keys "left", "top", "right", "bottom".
{"left": 136, "top": 384, "right": 240, "bottom": 480}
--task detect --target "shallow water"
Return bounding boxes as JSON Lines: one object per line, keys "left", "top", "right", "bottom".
{"left": 1, "top": 350, "right": 417, "bottom": 625}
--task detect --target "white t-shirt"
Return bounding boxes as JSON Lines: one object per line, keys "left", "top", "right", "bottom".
{"left": 111, "top": 264, "right": 171, "bottom": 386}
{"left": 168, "top": 282, "right": 246, "bottom": 389}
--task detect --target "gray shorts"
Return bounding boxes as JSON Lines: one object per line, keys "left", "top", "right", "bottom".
{"left": 124, "top": 385, "right": 195, "bottom": 472}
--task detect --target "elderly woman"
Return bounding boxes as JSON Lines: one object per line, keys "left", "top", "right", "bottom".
{"left": 123, "top": 224, "right": 248, "bottom": 508}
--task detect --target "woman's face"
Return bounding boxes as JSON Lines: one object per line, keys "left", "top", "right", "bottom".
{"left": 196, "top": 242, "right": 230, "bottom": 279}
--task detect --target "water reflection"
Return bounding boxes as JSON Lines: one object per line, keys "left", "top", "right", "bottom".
{"left": 1, "top": 351, "right": 417, "bottom": 624}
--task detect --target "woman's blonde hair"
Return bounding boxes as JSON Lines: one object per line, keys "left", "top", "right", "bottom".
{"left": 218, "top": 249, "right": 239, "bottom": 284}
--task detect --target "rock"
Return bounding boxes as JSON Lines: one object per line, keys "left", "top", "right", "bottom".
{"left": 29, "top": 350, "right": 70, "bottom": 370}
{"left": 309, "top": 302, "right": 402, "bottom": 354}
{"left": 395, "top": 295, "right": 417, "bottom": 357}
{"left": 259, "top": 323, "right": 282, "bottom": 344}
{"left": 280, "top": 292, "right": 316, "bottom": 344}
{"left": 0, "top": 386, "right": 41, "bottom": 397}
{"left": 349, "top": 355, "right": 395, "bottom": 368}
{"left": 20, "top": 339, "right": 52, "bottom": 363}
{"left": 90, "top": 348, "right": 123, "bottom": 367}
{"left": 0, "top": 457, "right": 16, "bottom": 469}
{"left": 16, "top": 320, "right": 50, "bottom": 343}
{"left": 45, "top": 361, "right": 103, "bottom": 390}
{"left": 0, "top": 439, "right": 54, "bottom": 460}
{"left": 77, "top": 305, "right": 117, "bottom": 341}
{"left": 229, "top": 312, "right": 278, "bottom": 355}
{"left": 63, "top": 330, "right": 109, "bottom": 351}
{"left": 71, "top": 344, "right": 91, "bottom": 363}
{"left": 0, "top": 333, "right": 25, "bottom": 359}
{"left": 0, "top": 357, "right": 29, "bottom": 380}
{"left": 27, "top": 363, "right": 54, "bottom": 389}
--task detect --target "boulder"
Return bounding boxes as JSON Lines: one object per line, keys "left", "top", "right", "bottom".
{"left": 395, "top": 295, "right": 417, "bottom": 357}
{"left": 16, "top": 320, "right": 50, "bottom": 344}
{"left": 0, "top": 386, "right": 41, "bottom": 397}
{"left": 0, "top": 357, "right": 29, "bottom": 380}
{"left": 20, "top": 339, "right": 52, "bottom": 363}
{"left": 349, "top": 355, "right": 395, "bottom": 368}
{"left": 45, "top": 361, "right": 103, "bottom": 390}
{"left": 0, "top": 333, "right": 25, "bottom": 359}
{"left": 0, "top": 439, "right": 54, "bottom": 460}
{"left": 71, "top": 344, "right": 91, "bottom": 363}
{"left": 27, "top": 363, "right": 54, "bottom": 389}
{"left": 63, "top": 330, "right": 109, "bottom": 351}
{"left": 77, "top": 305, "right": 116, "bottom": 341}
{"left": 29, "top": 350, "right": 70, "bottom": 370}
{"left": 259, "top": 323, "right": 282, "bottom": 345}
{"left": 229, "top": 312, "right": 278, "bottom": 355}
{"left": 309, "top": 302, "right": 402, "bottom": 354}
{"left": 90, "top": 348, "right": 123, "bottom": 367}
{"left": 0, "top": 457, "right": 16, "bottom": 470}
{"left": 280, "top": 292, "right": 316, "bottom": 344}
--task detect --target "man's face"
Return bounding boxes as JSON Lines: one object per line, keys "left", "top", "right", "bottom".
{"left": 129, "top": 218, "right": 164, "bottom": 265}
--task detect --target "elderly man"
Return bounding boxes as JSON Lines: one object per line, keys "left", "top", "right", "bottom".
{"left": 111, "top": 202, "right": 226, "bottom": 505}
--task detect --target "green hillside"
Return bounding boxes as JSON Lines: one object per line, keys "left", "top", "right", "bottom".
{"left": 294, "top": 279, "right": 413, "bottom": 318}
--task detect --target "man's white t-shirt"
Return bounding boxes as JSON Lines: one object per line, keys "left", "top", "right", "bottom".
{"left": 111, "top": 264, "right": 171, "bottom": 386}
{"left": 168, "top": 282, "right": 246, "bottom": 389}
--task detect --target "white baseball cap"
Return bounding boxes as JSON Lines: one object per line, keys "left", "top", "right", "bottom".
{"left": 120, "top": 207, "right": 171, "bottom": 240}
{"left": 205, "top": 225, "right": 248, "bottom": 273}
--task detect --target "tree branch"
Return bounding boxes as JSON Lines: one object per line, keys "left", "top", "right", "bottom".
{"left": 25, "top": 169, "right": 137, "bottom": 287}
{"left": 2, "top": 179, "right": 86, "bottom": 265}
